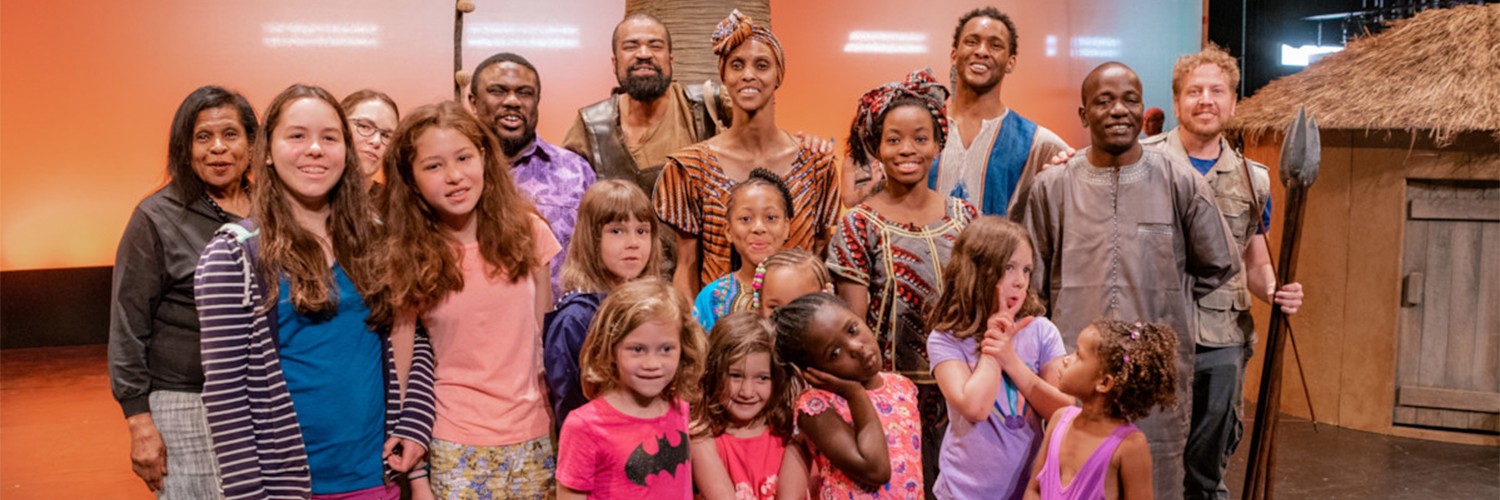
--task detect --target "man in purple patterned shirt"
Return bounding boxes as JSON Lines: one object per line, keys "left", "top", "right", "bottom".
{"left": 469, "top": 52, "right": 596, "bottom": 301}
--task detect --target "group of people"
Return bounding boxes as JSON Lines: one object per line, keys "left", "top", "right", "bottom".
{"left": 107, "top": 5, "right": 1305, "bottom": 500}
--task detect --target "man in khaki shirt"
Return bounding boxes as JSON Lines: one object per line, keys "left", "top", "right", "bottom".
{"left": 1141, "top": 45, "right": 1304, "bottom": 500}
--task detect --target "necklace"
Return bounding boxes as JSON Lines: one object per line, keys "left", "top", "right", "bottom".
{"left": 202, "top": 193, "right": 232, "bottom": 223}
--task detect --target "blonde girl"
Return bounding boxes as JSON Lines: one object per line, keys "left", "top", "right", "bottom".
{"left": 557, "top": 277, "right": 706, "bottom": 499}
{"left": 545, "top": 179, "right": 663, "bottom": 429}
{"left": 689, "top": 312, "right": 799, "bottom": 499}
{"left": 374, "top": 100, "right": 557, "bottom": 498}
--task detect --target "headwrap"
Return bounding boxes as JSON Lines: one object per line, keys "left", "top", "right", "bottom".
{"left": 847, "top": 68, "right": 950, "bottom": 167}
{"left": 711, "top": 9, "right": 785, "bottom": 81}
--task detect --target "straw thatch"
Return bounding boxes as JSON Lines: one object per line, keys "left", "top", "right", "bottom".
{"left": 1232, "top": 4, "right": 1500, "bottom": 145}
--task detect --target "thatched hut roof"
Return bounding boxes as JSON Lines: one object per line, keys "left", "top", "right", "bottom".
{"left": 1232, "top": 4, "right": 1500, "bottom": 144}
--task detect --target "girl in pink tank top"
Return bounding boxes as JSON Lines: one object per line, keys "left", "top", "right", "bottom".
{"left": 1025, "top": 320, "right": 1180, "bottom": 500}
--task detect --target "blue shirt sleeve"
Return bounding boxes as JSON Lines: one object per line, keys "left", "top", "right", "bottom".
{"left": 544, "top": 300, "right": 597, "bottom": 430}
{"left": 1258, "top": 197, "right": 1272, "bottom": 235}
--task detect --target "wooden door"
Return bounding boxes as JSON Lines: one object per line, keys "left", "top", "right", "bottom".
{"left": 1395, "top": 180, "right": 1500, "bottom": 433}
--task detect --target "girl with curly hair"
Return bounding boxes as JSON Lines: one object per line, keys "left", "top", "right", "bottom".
{"left": 1025, "top": 319, "right": 1179, "bottom": 500}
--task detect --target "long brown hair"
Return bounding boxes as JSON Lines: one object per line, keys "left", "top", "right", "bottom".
{"left": 560, "top": 180, "right": 661, "bottom": 294}
{"left": 249, "top": 84, "right": 379, "bottom": 317}
{"left": 369, "top": 100, "right": 540, "bottom": 325}
{"left": 690, "top": 311, "right": 798, "bottom": 440}
{"left": 926, "top": 216, "right": 1045, "bottom": 340}
{"left": 578, "top": 278, "right": 704, "bottom": 405}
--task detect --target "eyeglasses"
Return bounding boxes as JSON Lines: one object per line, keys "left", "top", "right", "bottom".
{"left": 351, "top": 119, "right": 394, "bottom": 145}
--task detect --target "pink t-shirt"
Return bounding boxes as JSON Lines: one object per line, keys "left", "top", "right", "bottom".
{"left": 425, "top": 215, "right": 560, "bottom": 446}
{"left": 556, "top": 397, "right": 693, "bottom": 499}
{"left": 714, "top": 429, "right": 786, "bottom": 500}
{"left": 795, "top": 372, "right": 923, "bottom": 499}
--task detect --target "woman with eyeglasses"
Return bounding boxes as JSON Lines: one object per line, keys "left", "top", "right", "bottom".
{"left": 341, "top": 89, "right": 400, "bottom": 191}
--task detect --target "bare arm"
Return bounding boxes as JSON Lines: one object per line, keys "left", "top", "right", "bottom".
{"left": 557, "top": 485, "right": 589, "bottom": 500}
{"left": 1244, "top": 235, "right": 1303, "bottom": 314}
{"left": 799, "top": 368, "right": 891, "bottom": 487}
{"left": 534, "top": 264, "right": 551, "bottom": 326}
{"left": 932, "top": 355, "right": 1005, "bottom": 422}
{"left": 775, "top": 437, "right": 811, "bottom": 500}
{"left": 690, "top": 436, "right": 735, "bottom": 500}
{"left": 998, "top": 355, "right": 1072, "bottom": 419}
{"left": 834, "top": 281, "right": 871, "bottom": 324}
{"left": 1115, "top": 432, "right": 1154, "bottom": 500}
{"left": 390, "top": 311, "right": 417, "bottom": 394}
{"left": 672, "top": 229, "right": 702, "bottom": 300}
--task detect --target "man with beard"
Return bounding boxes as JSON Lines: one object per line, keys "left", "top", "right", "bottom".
{"left": 1141, "top": 45, "right": 1303, "bottom": 500}
{"left": 1023, "top": 62, "right": 1240, "bottom": 500}
{"left": 930, "top": 7, "right": 1069, "bottom": 219}
{"left": 562, "top": 13, "right": 721, "bottom": 196}
{"left": 470, "top": 52, "right": 596, "bottom": 301}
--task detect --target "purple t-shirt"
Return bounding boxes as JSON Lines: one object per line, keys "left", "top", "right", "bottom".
{"left": 927, "top": 317, "right": 1065, "bottom": 500}
{"left": 509, "top": 138, "right": 596, "bottom": 301}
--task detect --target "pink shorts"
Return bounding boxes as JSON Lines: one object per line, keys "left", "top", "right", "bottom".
{"left": 310, "top": 482, "right": 399, "bottom": 500}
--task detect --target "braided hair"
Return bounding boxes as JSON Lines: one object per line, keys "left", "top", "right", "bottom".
{"left": 769, "top": 291, "right": 847, "bottom": 372}
{"left": 726, "top": 168, "right": 794, "bottom": 272}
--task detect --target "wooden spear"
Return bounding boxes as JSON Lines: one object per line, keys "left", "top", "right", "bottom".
{"left": 1243, "top": 106, "right": 1320, "bottom": 500}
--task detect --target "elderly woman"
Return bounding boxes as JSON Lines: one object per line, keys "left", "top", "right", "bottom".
{"left": 654, "top": 10, "right": 842, "bottom": 300}
{"left": 108, "top": 85, "right": 256, "bottom": 498}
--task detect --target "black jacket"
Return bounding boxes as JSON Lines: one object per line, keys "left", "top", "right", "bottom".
{"left": 107, "top": 186, "right": 239, "bottom": 417}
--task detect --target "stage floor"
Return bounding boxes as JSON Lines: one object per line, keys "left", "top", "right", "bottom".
{"left": 2, "top": 345, "right": 1495, "bottom": 499}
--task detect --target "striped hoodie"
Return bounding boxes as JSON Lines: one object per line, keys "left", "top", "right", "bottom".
{"left": 195, "top": 221, "right": 436, "bottom": 499}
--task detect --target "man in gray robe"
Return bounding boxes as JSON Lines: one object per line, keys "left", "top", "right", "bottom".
{"left": 1023, "top": 62, "right": 1240, "bottom": 500}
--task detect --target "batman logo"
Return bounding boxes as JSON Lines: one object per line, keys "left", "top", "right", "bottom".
{"left": 624, "top": 430, "right": 690, "bottom": 487}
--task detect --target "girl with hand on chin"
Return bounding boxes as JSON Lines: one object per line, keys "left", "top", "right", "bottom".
{"left": 827, "top": 69, "right": 978, "bottom": 495}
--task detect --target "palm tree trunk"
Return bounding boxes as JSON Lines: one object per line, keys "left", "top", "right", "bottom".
{"left": 627, "top": 0, "right": 771, "bottom": 87}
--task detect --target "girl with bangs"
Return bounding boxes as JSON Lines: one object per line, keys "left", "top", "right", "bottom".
{"left": 557, "top": 278, "right": 705, "bottom": 499}
{"left": 688, "top": 311, "right": 800, "bottom": 500}
{"left": 373, "top": 100, "right": 558, "bottom": 498}
{"left": 196, "top": 84, "right": 434, "bottom": 500}
{"left": 544, "top": 179, "right": 664, "bottom": 430}
{"left": 925, "top": 216, "right": 1069, "bottom": 500}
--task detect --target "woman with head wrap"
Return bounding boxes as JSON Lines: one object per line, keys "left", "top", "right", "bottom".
{"left": 653, "top": 10, "right": 842, "bottom": 301}
{"left": 825, "top": 69, "right": 978, "bottom": 496}
{"left": 108, "top": 85, "right": 257, "bottom": 498}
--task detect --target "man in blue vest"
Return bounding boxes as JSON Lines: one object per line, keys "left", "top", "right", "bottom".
{"left": 930, "top": 7, "right": 1069, "bottom": 219}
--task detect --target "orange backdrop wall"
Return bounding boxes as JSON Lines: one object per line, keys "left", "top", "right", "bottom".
{"left": 0, "top": 0, "right": 1201, "bottom": 271}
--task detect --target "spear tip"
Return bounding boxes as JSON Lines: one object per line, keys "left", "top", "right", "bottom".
{"left": 1280, "top": 105, "right": 1321, "bottom": 187}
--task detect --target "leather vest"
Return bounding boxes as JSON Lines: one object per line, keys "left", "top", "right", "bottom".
{"left": 1145, "top": 129, "right": 1270, "bottom": 347}
{"left": 576, "top": 82, "right": 723, "bottom": 196}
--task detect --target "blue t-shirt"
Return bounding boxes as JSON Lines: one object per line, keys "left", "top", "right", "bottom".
{"left": 1189, "top": 156, "right": 1271, "bottom": 234}
{"left": 276, "top": 265, "right": 386, "bottom": 494}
